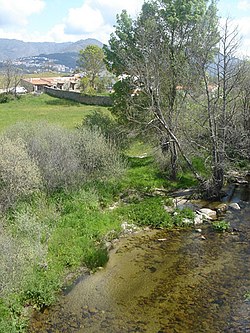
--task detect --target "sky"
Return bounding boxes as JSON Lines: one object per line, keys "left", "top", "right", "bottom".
{"left": 0, "top": 0, "right": 250, "bottom": 56}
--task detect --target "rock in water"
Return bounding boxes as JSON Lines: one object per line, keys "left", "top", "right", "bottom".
{"left": 198, "top": 208, "right": 217, "bottom": 220}
{"left": 229, "top": 202, "right": 241, "bottom": 210}
{"left": 216, "top": 203, "right": 228, "bottom": 213}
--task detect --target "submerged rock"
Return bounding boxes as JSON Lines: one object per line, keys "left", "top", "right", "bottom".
{"left": 215, "top": 203, "right": 228, "bottom": 213}
{"left": 174, "top": 197, "right": 197, "bottom": 211}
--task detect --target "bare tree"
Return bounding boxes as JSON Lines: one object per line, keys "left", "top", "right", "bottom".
{"left": 2, "top": 60, "right": 23, "bottom": 95}
{"left": 191, "top": 18, "right": 246, "bottom": 197}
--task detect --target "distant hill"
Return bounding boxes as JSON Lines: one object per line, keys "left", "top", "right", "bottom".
{"left": 0, "top": 38, "right": 103, "bottom": 61}
{"left": 37, "top": 52, "right": 78, "bottom": 69}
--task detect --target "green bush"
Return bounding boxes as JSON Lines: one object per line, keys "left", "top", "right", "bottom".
{"left": 0, "top": 93, "right": 14, "bottom": 104}
{"left": 21, "top": 268, "right": 60, "bottom": 310}
{"left": 84, "top": 247, "right": 109, "bottom": 269}
{"left": 0, "top": 137, "right": 42, "bottom": 210}
{"left": 0, "top": 229, "right": 39, "bottom": 297}
{"left": 244, "top": 291, "right": 250, "bottom": 301}
{"left": 117, "top": 197, "right": 195, "bottom": 229}
{"left": 172, "top": 208, "right": 194, "bottom": 227}
{"left": 82, "top": 110, "right": 129, "bottom": 148}
{"left": 117, "top": 197, "right": 173, "bottom": 228}
{"left": 0, "top": 198, "right": 57, "bottom": 298}
{"left": 212, "top": 220, "right": 230, "bottom": 232}
{"left": 0, "top": 297, "right": 27, "bottom": 333}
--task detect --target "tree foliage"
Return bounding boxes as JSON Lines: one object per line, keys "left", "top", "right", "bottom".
{"left": 104, "top": 0, "right": 219, "bottom": 183}
{"left": 78, "top": 45, "right": 106, "bottom": 93}
{"left": 104, "top": 0, "right": 249, "bottom": 198}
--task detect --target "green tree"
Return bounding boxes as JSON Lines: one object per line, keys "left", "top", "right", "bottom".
{"left": 78, "top": 45, "right": 105, "bottom": 93}
{"left": 104, "top": 0, "right": 219, "bottom": 182}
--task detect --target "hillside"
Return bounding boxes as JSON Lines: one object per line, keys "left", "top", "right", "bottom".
{"left": 0, "top": 38, "right": 102, "bottom": 61}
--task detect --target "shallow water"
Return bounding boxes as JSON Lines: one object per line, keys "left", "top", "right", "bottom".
{"left": 29, "top": 188, "right": 250, "bottom": 333}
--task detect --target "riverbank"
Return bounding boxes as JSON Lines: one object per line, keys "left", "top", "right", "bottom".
{"left": 1, "top": 144, "right": 249, "bottom": 332}
{"left": 28, "top": 192, "right": 250, "bottom": 332}
{"left": 0, "top": 151, "right": 198, "bottom": 333}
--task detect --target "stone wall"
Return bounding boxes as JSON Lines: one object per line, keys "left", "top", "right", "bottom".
{"left": 44, "top": 87, "right": 113, "bottom": 107}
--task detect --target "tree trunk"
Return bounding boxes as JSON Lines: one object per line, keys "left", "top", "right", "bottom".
{"left": 170, "top": 141, "right": 178, "bottom": 180}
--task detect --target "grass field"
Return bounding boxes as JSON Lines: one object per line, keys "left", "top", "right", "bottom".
{"left": 0, "top": 93, "right": 109, "bottom": 131}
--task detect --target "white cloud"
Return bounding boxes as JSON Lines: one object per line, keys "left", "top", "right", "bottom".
{"left": 52, "top": 0, "right": 133, "bottom": 43}
{"left": 64, "top": 3, "right": 104, "bottom": 35}
{"left": 234, "top": 16, "right": 250, "bottom": 56}
{"left": 238, "top": 0, "right": 250, "bottom": 10}
{"left": 0, "top": 0, "right": 145, "bottom": 44}
{"left": 220, "top": 17, "right": 250, "bottom": 57}
{"left": 0, "top": 0, "right": 45, "bottom": 27}
{"left": 94, "top": 0, "right": 144, "bottom": 16}
{"left": 59, "top": 0, "right": 145, "bottom": 43}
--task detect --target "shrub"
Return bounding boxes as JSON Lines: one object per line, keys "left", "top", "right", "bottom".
{"left": 0, "top": 297, "right": 27, "bottom": 333}
{"left": 21, "top": 268, "right": 60, "bottom": 310}
{"left": 0, "top": 227, "right": 43, "bottom": 297}
{"left": 0, "top": 204, "right": 56, "bottom": 297}
{"left": 82, "top": 110, "right": 129, "bottom": 148}
{"left": 212, "top": 220, "right": 230, "bottom": 232}
{"left": 4, "top": 122, "right": 126, "bottom": 192}
{"left": 153, "top": 148, "right": 173, "bottom": 175}
{"left": 0, "top": 137, "right": 42, "bottom": 210}
{"left": 0, "top": 196, "right": 58, "bottom": 299}
{"left": 244, "top": 291, "right": 250, "bottom": 301}
{"left": 172, "top": 208, "right": 195, "bottom": 227}
{"left": 75, "top": 127, "right": 126, "bottom": 180}
{"left": 0, "top": 93, "right": 14, "bottom": 104}
{"left": 4, "top": 122, "right": 81, "bottom": 192}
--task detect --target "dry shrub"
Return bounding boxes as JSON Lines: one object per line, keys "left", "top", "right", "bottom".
{"left": 5, "top": 122, "right": 126, "bottom": 191}
{"left": 0, "top": 221, "right": 46, "bottom": 296}
{"left": 75, "top": 127, "right": 126, "bottom": 180}
{"left": 0, "top": 137, "right": 42, "bottom": 210}
{"left": 0, "top": 198, "right": 57, "bottom": 296}
{"left": 4, "top": 122, "right": 80, "bottom": 192}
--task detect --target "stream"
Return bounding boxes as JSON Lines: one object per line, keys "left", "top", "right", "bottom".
{"left": 29, "top": 185, "right": 250, "bottom": 333}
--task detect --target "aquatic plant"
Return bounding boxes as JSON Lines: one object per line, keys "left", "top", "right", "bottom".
{"left": 212, "top": 220, "right": 230, "bottom": 232}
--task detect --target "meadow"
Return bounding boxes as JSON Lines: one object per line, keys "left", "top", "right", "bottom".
{"left": 0, "top": 93, "right": 109, "bottom": 131}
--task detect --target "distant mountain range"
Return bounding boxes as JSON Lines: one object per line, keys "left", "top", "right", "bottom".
{"left": 0, "top": 38, "right": 103, "bottom": 61}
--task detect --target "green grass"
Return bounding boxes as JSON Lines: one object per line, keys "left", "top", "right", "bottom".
{"left": 0, "top": 95, "right": 201, "bottom": 332}
{"left": 120, "top": 156, "right": 168, "bottom": 191}
{"left": 245, "top": 291, "right": 250, "bottom": 301}
{"left": 0, "top": 94, "right": 109, "bottom": 131}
